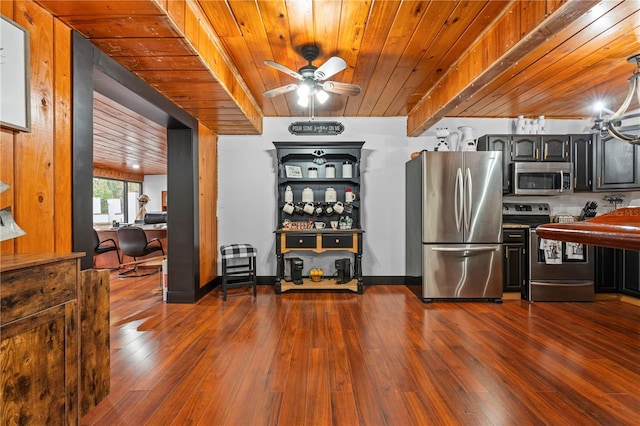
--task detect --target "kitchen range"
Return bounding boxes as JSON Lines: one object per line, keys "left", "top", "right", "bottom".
{"left": 503, "top": 202, "right": 595, "bottom": 301}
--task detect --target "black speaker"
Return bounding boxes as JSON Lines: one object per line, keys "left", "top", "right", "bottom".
{"left": 335, "top": 258, "right": 351, "bottom": 284}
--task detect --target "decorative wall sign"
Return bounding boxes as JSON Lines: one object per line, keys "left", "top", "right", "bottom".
{"left": 0, "top": 15, "right": 31, "bottom": 132}
{"left": 285, "top": 165, "right": 303, "bottom": 178}
{"left": 289, "top": 121, "right": 344, "bottom": 136}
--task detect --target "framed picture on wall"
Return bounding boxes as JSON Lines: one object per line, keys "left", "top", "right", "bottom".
{"left": 0, "top": 15, "right": 31, "bottom": 132}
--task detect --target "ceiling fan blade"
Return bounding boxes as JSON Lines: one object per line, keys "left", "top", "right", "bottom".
{"left": 321, "top": 81, "right": 361, "bottom": 96}
{"left": 264, "top": 60, "right": 303, "bottom": 80}
{"left": 314, "top": 57, "right": 347, "bottom": 80}
{"left": 263, "top": 84, "right": 299, "bottom": 98}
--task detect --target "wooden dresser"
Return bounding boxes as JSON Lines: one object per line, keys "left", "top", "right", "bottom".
{"left": 1, "top": 253, "right": 109, "bottom": 424}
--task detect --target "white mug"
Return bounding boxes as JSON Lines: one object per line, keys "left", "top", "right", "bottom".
{"left": 333, "top": 201, "right": 344, "bottom": 214}
{"left": 315, "top": 222, "right": 326, "bottom": 229}
{"left": 303, "top": 202, "right": 315, "bottom": 215}
{"left": 282, "top": 202, "right": 294, "bottom": 215}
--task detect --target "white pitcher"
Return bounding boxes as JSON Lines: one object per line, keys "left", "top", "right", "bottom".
{"left": 457, "top": 126, "right": 477, "bottom": 151}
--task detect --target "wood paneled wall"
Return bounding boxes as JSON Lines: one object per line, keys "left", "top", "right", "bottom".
{"left": 2, "top": 1, "right": 220, "bottom": 290}
{"left": 0, "top": 0, "right": 72, "bottom": 254}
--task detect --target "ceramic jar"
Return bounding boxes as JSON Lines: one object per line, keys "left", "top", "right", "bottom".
{"left": 284, "top": 186, "right": 293, "bottom": 203}
{"left": 325, "top": 187, "right": 337, "bottom": 203}
{"left": 302, "top": 187, "right": 314, "bottom": 203}
{"left": 342, "top": 161, "right": 353, "bottom": 178}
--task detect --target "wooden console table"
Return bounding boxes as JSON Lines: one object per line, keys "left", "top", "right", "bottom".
{"left": 275, "top": 229, "right": 364, "bottom": 294}
{"left": 1, "top": 253, "right": 110, "bottom": 423}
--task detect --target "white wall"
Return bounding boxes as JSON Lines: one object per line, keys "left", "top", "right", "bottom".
{"left": 143, "top": 174, "right": 167, "bottom": 212}
{"left": 218, "top": 116, "right": 607, "bottom": 277}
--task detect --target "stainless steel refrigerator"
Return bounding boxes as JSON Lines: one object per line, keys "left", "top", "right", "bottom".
{"left": 406, "top": 151, "right": 503, "bottom": 302}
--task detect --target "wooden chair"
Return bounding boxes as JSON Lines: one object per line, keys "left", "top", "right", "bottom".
{"left": 93, "top": 228, "right": 120, "bottom": 269}
{"left": 117, "top": 226, "right": 165, "bottom": 277}
{"left": 220, "top": 244, "right": 257, "bottom": 301}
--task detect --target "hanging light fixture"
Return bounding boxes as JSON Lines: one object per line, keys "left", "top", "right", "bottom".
{"left": 315, "top": 89, "right": 329, "bottom": 104}
{"left": 593, "top": 54, "right": 640, "bottom": 144}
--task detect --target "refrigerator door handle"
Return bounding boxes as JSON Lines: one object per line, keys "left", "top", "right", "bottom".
{"left": 455, "top": 167, "right": 463, "bottom": 232}
{"left": 432, "top": 246, "right": 500, "bottom": 253}
{"left": 464, "top": 168, "right": 472, "bottom": 232}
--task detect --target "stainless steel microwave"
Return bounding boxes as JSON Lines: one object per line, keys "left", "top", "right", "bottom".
{"left": 510, "top": 162, "right": 573, "bottom": 195}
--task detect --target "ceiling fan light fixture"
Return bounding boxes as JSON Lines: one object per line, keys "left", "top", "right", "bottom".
{"left": 316, "top": 89, "right": 329, "bottom": 104}
{"left": 297, "top": 83, "right": 311, "bottom": 98}
{"left": 297, "top": 95, "right": 309, "bottom": 107}
{"left": 594, "top": 54, "right": 640, "bottom": 144}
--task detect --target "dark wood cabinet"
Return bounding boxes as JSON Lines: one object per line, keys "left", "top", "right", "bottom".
{"left": 622, "top": 250, "right": 640, "bottom": 297}
{"left": 273, "top": 141, "right": 364, "bottom": 294}
{"left": 594, "top": 247, "right": 621, "bottom": 292}
{"left": 502, "top": 229, "right": 527, "bottom": 293}
{"left": 571, "top": 134, "right": 594, "bottom": 191}
{"left": 512, "top": 135, "right": 539, "bottom": 161}
{"left": 594, "top": 133, "right": 640, "bottom": 190}
{"left": 512, "top": 135, "right": 570, "bottom": 162}
{"left": 477, "top": 135, "right": 511, "bottom": 193}
{"left": 541, "top": 135, "right": 571, "bottom": 161}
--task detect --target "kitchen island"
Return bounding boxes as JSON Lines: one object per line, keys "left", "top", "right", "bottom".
{"left": 536, "top": 207, "right": 640, "bottom": 250}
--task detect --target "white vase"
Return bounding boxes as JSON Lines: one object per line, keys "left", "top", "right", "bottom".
{"left": 537, "top": 116, "right": 546, "bottom": 134}
{"left": 531, "top": 120, "right": 539, "bottom": 135}
{"left": 515, "top": 115, "right": 525, "bottom": 134}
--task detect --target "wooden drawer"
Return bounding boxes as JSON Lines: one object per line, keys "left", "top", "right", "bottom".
{"left": 503, "top": 229, "right": 527, "bottom": 244}
{"left": 322, "top": 234, "right": 354, "bottom": 249}
{"left": 285, "top": 234, "right": 317, "bottom": 249}
{"left": 1, "top": 258, "right": 78, "bottom": 325}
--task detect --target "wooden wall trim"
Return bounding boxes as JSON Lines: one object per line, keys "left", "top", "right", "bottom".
{"left": 53, "top": 18, "right": 72, "bottom": 253}
{"left": 197, "top": 122, "right": 218, "bottom": 287}
{"left": 407, "top": 0, "right": 599, "bottom": 136}
{"left": 93, "top": 166, "right": 144, "bottom": 183}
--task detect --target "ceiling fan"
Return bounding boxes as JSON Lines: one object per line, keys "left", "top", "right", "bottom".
{"left": 263, "top": 45, "right": 361, "bottom": 107}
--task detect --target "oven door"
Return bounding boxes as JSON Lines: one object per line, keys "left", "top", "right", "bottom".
{"left": 528, "top": 229, "right": 595, "bottom": 301}
{"left": 529, "top": 229, "right": 594, "bottom": 281}
{"left": 511, "top": 162, "right": 573, "bottom": 195}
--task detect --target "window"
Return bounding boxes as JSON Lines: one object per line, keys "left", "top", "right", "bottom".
{"left": 92, "top": 177, "right": 142, "bottom": 226}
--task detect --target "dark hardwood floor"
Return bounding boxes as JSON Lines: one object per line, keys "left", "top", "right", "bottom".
{"left": 81, "top": 272, "right": 640, "bottom": 425}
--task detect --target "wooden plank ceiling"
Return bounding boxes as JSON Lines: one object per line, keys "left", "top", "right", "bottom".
{"left": 93, "top": 92, "right": 167, "bottom": 177}
{"left": 35, "top": 0, "right": 639, "bottom": 139}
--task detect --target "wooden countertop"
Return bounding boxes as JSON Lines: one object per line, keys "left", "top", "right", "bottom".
{"left": 536, "top": 207, "right": 640, "bottom": 250}
{"left": 1, "top": 252, "right": 85, "bottom": 272}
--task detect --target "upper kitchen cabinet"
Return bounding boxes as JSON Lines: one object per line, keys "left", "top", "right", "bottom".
{"left": 594, "top": 132, "right": 640, "bottom": 190}
{"left": 476, "top": 135, "right": 511, "bottom": 193}
{"left": 571, "top": 134, "right": 594, "bottom": 192}
{"left": 512, "top": 135, "right": 570, "bottom": 162}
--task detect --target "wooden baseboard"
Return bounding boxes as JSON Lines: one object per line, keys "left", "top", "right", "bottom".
{"left": 620, "top": 295, "right": 640, "bottom": 307}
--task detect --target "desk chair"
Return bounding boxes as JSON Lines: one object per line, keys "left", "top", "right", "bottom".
{"left": 117, "top": 226, "right": 165, "bottom": 277}
{"left": 220, "top": 244, "right": 257, "bottom": 301}
{"left": 93, "top": 229, "right": 120, "bottom": 269}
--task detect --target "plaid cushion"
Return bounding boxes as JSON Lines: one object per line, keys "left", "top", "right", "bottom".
{"left": 220, "top": 244, "right": 256, "bottom": 259}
